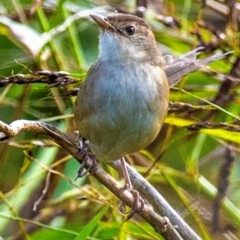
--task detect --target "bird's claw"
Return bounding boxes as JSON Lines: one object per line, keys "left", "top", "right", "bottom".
{"left": 120, "top": 185, "right": 145, "bottom": 221}
{"left": 75, "top": 137, "right": 98, "bottom": 178}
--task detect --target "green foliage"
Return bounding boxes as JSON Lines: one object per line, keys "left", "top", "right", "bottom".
{"left": 0, "top": 0, "right": 239, "bottom": 239}
{"left": 74, "top": 205, "right": 109, "bottom": 240}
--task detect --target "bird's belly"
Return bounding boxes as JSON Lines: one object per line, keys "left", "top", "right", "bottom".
{"left": 75, "top": 62, "right": 169, "bottom": 162}
{"left": 89, "top": 83, "right": 168, "bottom": 161}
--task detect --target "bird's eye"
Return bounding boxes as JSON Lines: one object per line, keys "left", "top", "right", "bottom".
{"left": 125, "top": 26, "right": 135, "bottom": 35}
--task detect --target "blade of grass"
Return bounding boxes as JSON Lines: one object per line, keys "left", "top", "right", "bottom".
{"left": 74, "top": 205, "right": 109, "bottom": 240}
{"left": 173, "top": 87, "right": 240, "bottom": 121}
{"left": 0, "top": 212, "right": 78, "bottom": 236}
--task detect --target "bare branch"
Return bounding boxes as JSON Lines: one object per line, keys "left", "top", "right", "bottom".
{"left": 0, "top": 119, "right": 201, "bottom": 240}
{"left": 188, "top": 122, "right": 240, "bottom": 132}
{"left": 0, "top": 71, "right": 78, "bottom": 88}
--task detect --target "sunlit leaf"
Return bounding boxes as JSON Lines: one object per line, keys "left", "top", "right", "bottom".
{"left": 0, "top": 16, "right": 43, "bottom": 57}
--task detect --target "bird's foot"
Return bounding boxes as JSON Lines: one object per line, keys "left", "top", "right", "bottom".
{"left": 75, "top": 137, "right": 98, "bottom": 178}
{"left": 120, "top": 184, "right": 145, "bottom": 221}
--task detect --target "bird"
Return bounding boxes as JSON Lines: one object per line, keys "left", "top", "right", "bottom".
{"left": 74, "top": 13, "right": 230, "bottom": 217}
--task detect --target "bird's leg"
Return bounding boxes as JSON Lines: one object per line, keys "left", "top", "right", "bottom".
{"left": 119, "top": 157, "right": 144, "bottom": 220}
{"left": 76, "top": 136, "right": 98, "bottom": 178}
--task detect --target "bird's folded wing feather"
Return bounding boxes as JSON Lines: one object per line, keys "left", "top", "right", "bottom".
{"left": 165, "top": 47, "right": 232, "bottom": 86}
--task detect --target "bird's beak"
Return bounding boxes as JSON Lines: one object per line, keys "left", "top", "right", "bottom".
{"left": 90, "top": 14, "right": 115, "bottom": 31}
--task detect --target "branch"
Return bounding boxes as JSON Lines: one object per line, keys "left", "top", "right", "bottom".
{"left": 0, "top": 119, "right": 201, "bottom": 240}
{"left": 188, "top": 122, "right": 240, "bottom": 132}
{"left": 0, "top": 71, "right": 78, "bottom": 88}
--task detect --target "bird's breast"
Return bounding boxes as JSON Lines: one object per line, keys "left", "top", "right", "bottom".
{"left": 75, "top": 60, "right": 169, "bottom": 161}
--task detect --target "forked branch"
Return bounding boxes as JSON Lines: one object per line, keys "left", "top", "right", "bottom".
{"left": 0, "top": 119, "right": 201, "bottom": 240}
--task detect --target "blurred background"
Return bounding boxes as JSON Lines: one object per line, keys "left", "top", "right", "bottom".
{"left": 0, "top": 0, "right": 239, "bottom": 239}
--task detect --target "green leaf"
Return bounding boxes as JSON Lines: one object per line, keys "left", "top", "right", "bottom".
{"left": 0, "top": 16, "right": 43, "bottom": 57}
{"left": 165, "top": 116, "right": 240, "bottom": 144}
{"left": 74, "top": 205, "right": 109, "bottom": 240}
{"left": 201, "top": 128, "right": 240, "bottom": 144}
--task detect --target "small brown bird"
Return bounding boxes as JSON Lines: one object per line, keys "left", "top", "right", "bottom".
{"left": 74, "top": 13, "right": 229, "bottom": 216}
{"left": 75, "top": 14, "right": 169, "bottom": 161}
